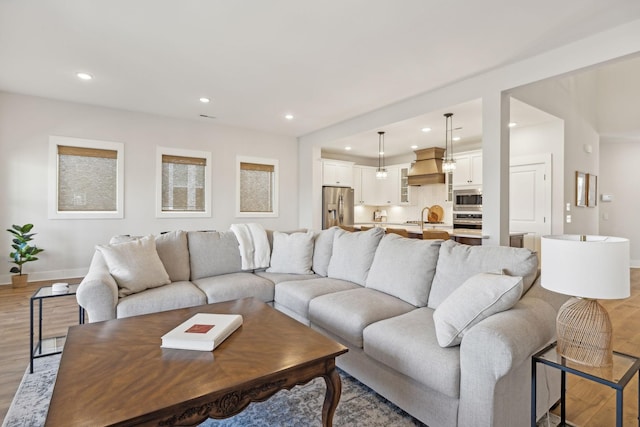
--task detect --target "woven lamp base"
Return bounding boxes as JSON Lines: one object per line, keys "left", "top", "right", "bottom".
{"left": 556, "top": 297, "right": 613, "bottom": 367}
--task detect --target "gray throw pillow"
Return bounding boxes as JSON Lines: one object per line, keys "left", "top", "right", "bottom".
{"left": 428, "top": 240, "right": 538, "bottom": 309}
{"left": 267, "top": 231, "right": 315, "bottom": 274}
{"left": 187, "top": 231, "right": 242, "bottom": 280}
{"left": 312, "top": 227, "right": 339, "bottom": 277}
{"left": 108, "top": 232, "right": 190, "bottom": 282}
{"left": 433, "top": 272, "right": 524, "bottom": 347}
{"left": 365, "top": 234, "right": 441, "bottom": 306}
{"left": 155, "top": 230, "right": 190, "bottom": 282}
{"left": 96, "top": 235, "right": 171, "bottom": 298}
{"left": 327, "top": 227, "right": 385, "bottom": 285}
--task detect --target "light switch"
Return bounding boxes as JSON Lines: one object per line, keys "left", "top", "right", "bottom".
{"left": 566, "top": 203, "right": 571, "bottom": 212}
{"left": 603, "top": 212, "right": 609, "bottom": 221}
{"left": 601, "top": 194, "right": 613, "bottom": 202}
{"left": 566, "top": 215, "right": 572, "bottom": 223}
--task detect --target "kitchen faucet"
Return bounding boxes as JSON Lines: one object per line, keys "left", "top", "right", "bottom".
{"left": 420, "top": 206, "right": 431, "bottom": 232}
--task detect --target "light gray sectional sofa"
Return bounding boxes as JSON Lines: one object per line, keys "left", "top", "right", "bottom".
{"left": 77, "top": 227, "right": 567, "bottom": 427}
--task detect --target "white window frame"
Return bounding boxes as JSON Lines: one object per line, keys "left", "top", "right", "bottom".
{"left": 156, "top": 146, "right": 212, "bottom": 218}
{"left": 48, "top": 136, "right": 124, "bottom": 219}
{"left": 236, "top": 156, "right": 279, "bottom": 218}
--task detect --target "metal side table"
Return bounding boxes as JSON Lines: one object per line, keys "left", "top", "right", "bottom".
{"left": 532, "top": 342, "right": 640, "bottom": 427}
{"left": 30, "top": 284, "right": 85, "bottom": 373}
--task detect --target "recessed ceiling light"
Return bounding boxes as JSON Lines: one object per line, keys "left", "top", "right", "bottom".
{"left": 76, "top": 72, "right": 93, "bottom": 81}
{"left": 199, "top": 97, "right": 211, "bottom": 103}
{"left": 411, "top": 145, "right": 418, "bottom": 149}
{"left": 452, "top": 136, "right": 461, "bottom": 141}
{"left": 508, "top": 122, "right": 517, "bottom": 128}
{"left": 421, "top": 127, "right": 432, "bottom": 133}
{"left": 285, "top": 114, "right": 294, "bottom": 120}
{"left": 345, "top": 146, "right": 352, "bottom": 151}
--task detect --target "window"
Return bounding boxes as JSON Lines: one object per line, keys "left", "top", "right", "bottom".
{"left": 156, "top": 147, "right": 211, "bottom": 218}
{"left": 236, "top": 156, "right": 278, "bottom": 217}
{"left": 49, "top": 136, "right": 124, "bottom": 219}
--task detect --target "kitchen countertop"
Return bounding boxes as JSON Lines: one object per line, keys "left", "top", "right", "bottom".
{"left": 353, "top": 223, "right": 526, "bottom": 240}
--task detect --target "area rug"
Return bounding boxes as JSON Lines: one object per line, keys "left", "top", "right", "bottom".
{"left": 3, "top": 354, "right": 425, "bottom": 427}
{"left": 3, "top": 355, "right": 562, "bottom": 427}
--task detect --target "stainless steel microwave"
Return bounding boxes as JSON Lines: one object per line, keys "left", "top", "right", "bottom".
{"left": 453, "top": 189, "right": 482, "bottom": 211}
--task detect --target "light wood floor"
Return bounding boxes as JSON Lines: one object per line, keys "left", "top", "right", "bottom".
{"left": 0, "top": 273, "right": 638, "bottom": 425}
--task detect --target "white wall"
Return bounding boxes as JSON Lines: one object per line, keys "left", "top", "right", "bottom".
{"left": 599, "top": 139, "right": 640, "bottom": 266}
{"left": 511, "top": 73, "right": 601, "bottom": 235}
{"left": 0, "top": 92, "right": 299, "bottom": 284}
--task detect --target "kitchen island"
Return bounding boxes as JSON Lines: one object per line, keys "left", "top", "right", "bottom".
{"left": 353, "top": 223, "right": 525, "bottom": 248}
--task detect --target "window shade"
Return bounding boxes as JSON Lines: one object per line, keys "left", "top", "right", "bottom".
{"left": 162, "top": 155, "right": 207, "bottom": 166}
{"left": 58, "top": 145, "right": 117, "bottom": 159}
{"left": 240, "top": 162, "right": 275, "bottom": 173}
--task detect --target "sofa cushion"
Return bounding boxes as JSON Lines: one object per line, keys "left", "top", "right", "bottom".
{"left": 96, "top": 235, "right": 171, "bottom": 298}
{"left": 266, "top": 231, "right": 315, "bottom": 275}
{"left": 193, "top": 272, "right": 275, "bottom": 303}
{"left": 254, "top": 271, "right": 318, "bottom": 285}
{"left": 327, "top": 227, "right": 385, "bottom": 286}
{"left": 116, "top": 281, "right": 206, "bottom": 318}
{"left": 433, "top": 272, "right": 524, "bottom": 347}
{"left": 187, "top": 231, "right": 242, "bottom": 280}
{"left": 274, "top": 277, "right": 361, "bottom": 319}
{"left": 428, "top": 240, "right": 538, "bottom": 309}
{"left": 312, "top": 227, "right": 339, "bottom": 277}
{"left": 365, "top": 234, "right": 441, "bottom": 307}
{"left": 155, "top": 230, "right": 191, "bottom": 282}
{"left": 363, "top": 307, "right": 461, "bottom": 398}
{"left": 309, "top": 288, "right": 415, "bottom": 348}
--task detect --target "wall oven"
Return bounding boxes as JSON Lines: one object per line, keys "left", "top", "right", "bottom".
{"left": 453, "top": 189, "right": 482, "bottom": 212}
{"left": 453, "top": 213, "right": 482, "bottom": 230}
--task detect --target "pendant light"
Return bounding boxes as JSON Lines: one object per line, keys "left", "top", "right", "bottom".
{"left": 376, "top": 131, "right": 388, "bottom": 179}
{"left": 442, "top": 113, "right": 456, "bottom": 173}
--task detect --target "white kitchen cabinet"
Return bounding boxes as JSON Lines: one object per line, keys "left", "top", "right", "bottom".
{"left": 399, "top": 164, "right": 412, "bottom": 205}
{"left": 322, "top": 160, "right": 354, "bottom": 187}
{"left": 353, "top": 165, "right": 365, "bottom": 204}
{"left": 354, "top": 165, "right": 400, "bottom": 206}
{"left": 452, "top": 151, "right": 482, "bottom": 187}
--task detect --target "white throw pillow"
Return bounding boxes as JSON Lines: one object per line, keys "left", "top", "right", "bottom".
{"left": 267, "top": 231, "right": 315, "bottom": 275}
{"left": 433, "top": 272, "right": 523, "bottom": 347}
{"left": 428, "top": 240, "right": 538, "bottom": 309}
{"left": 96, "top": 235, "right": 171, "bottom": 297}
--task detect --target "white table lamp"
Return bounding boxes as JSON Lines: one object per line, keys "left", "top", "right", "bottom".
{"left": 541, "top": 235, "right": 630, "bottom": 367}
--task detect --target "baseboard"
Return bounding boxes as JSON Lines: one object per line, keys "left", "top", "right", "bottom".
{"left": 0, "top": 268, "right": 88, "bottom": 286}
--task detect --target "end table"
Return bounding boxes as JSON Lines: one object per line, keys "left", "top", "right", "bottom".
{"left": 531, "top": 341, "right": 640, "bottom": 427}
{"left": 30, "top": 284, "right": 85, "bottom": 373}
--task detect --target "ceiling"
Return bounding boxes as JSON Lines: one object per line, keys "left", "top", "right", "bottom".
{"left": 321, "top": 98, "right": 559, "bottom": 159}
{"left": 1, "top": 0, "right": 639, "bottom": 140}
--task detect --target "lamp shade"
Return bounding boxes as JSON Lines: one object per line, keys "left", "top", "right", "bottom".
{"left": 541, "top": 235, "right": 630, "bottom": 299}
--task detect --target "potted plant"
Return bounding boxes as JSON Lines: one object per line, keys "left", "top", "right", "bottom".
{"left": 7, "top": 223, "right": 44, "bottom": 288}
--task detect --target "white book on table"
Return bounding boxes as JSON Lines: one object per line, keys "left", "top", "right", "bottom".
{"left": 161, "top": 313, "right": 243, "bottom": 351}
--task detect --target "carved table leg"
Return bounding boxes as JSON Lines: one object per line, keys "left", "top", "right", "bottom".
{"left": 322, "top": 365, "right": 342, "bottom": 427}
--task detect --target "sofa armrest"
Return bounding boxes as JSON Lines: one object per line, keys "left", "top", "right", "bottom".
{"left": 457, "top": 292, "right": 558, "bottom": 426}
{"left": 76, "top": 251, "right": 119, "bottom": 323}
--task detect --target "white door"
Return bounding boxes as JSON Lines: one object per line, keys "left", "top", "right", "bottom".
{"left": 510, "top": 155, "right": 551, "bottom": 254}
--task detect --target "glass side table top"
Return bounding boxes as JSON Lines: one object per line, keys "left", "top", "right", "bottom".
{"left": 32, "top": 283, "right": 80, "bottom": 299}
{"left": 534, "top": 342, "right": 640, "bottom": 387}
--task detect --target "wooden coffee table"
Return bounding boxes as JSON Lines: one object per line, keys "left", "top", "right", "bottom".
{"left": 45, "top": 298, "right": 348, "bottom": 426}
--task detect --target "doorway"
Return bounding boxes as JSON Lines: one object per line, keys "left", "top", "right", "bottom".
{"left": 510, "top": 154, "right": 552, "bottom": 254}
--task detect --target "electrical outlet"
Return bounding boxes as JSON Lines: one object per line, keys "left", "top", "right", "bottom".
{"left": 566, "top": 214, "right": 572, "bottom": 223}
{"left": 603, "top": 212, "right": 609, "bottom": 221}
{"left": 566, "top": 203, "right": 571, "bottom": 212}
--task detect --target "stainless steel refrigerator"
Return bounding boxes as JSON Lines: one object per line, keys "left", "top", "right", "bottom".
{"left": 322, "top": 186, "right": 354, "bottom": 229}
